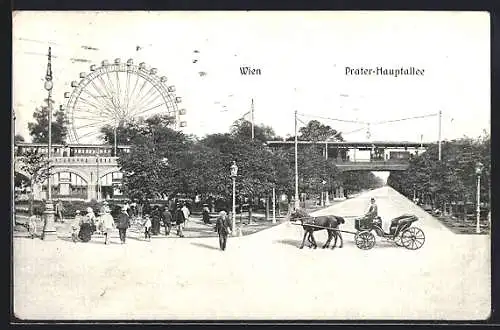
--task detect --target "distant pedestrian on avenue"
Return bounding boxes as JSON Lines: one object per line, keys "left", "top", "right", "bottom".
{"left": 174, "top": 204, "right": 186, "bottom": 237}
{"left": 162, "top": 208, "right": 173, "bottom": 235}
{"left": 151, "top": 206, "right": 161, "bottom": 235}
{"left": 214, "top": 210, "right": 232, "bottom": 251}
{"left": 202, "top": 204, "right": 211, "bottom": 224}
{"left": 55, "top": 200, "right": 64, "bottom": 223}
{"left": 71, "top": 210, "right": 81, "bottom": 242}
{"left": 117, "top": 206, "right": 131, "bottom": 244}
{"left": 181, "top": 203, "right": 190, "bottom": 227}
{"left": 143, "top": 215, "right": 152, "bottom": 241}
{"left": 78, "top": 207, "right": 95, "bottom": 242}
{"left": 100, "top": 206, "right": 115, "bottom": 245}
{"left": 28, "top": 215, "right": 37, "bottom": 239}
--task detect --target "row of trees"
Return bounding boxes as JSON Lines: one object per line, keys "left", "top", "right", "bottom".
{"left": 387, "top": 132, "right": 490, "bottom": 216}
{"left": 16, "top": 103, "right": 384, "bottom": 207}
{"left": 103, "top": 116, "right": 383, "bottom": 204}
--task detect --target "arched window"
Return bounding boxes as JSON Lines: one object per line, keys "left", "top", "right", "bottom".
{"left": 41, "top": 171, "right": 88, "bottom": 199}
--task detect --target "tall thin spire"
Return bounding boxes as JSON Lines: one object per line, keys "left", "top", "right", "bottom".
{"left": 46, "top": 47, "right": 53, "bottom": 81}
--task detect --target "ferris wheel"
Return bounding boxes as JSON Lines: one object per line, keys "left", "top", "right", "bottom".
{"left": 62, "top": 58, "right": 186, "bottom": 144}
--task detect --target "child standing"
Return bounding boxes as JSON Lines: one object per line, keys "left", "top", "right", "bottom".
{"left": 28, "top": 215, "right": 37, "bottom": 239}
{"left": 72, "top": 210, "right": 81, "bottom": 242}
{"left": 143, "top": 215, "right": 152, "bottom": 241}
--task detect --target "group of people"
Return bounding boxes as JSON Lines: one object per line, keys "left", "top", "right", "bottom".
{"left": 140, "top": 202, "right": 190, "bottom": 239}
{"left": 71, "top": 204, "right": 132, "bottom": 244}
{"left": 27, "top": 200, "right": 234, "bottom": 251}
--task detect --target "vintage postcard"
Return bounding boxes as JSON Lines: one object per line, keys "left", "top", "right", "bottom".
{"left": 12, "top": 11, "right": 490, "bottom": 321}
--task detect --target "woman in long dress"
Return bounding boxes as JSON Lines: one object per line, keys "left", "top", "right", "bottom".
{"left": 78, "top": 207, "right": 95, "bottom": 242}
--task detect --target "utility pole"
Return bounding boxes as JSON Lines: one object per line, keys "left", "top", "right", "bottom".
{"left": 251, "top": 98, "right": 255, "bottom": 140}
{"left": 438, "top": 110, "right": 442, "bottom": 161}
{"left": 42, "top": 46, "right": 57, "bottom": 240}
{"left": 294, "top": 110, "right": 300, "bottom": 209}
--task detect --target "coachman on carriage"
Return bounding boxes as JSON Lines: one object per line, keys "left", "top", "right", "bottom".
{"left": 289, "top": 208, "right": 425, "bottom": 251}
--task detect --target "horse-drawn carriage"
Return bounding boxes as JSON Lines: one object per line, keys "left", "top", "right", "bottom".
{"left": 289, "top": 209, "right": 425, "bottom": 250}
{"left": 353, "top": 214, "right": 425, "bottom": 250}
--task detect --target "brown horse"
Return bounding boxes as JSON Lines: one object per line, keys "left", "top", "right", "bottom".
{"left": 290, "top": 208, "right": 345, "bottom": 249}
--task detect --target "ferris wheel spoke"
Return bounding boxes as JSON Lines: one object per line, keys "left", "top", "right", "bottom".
{"left": 89, "top": 79, "right": 116, "bottom": 112}
{"left": 132, "top": 103, "right": 167, "bottom": 118}
{"left": 77, "top": 95, "right": 108, "bottom": 112}
{"left": 104, "top": 70, "right": 117, "bottom": 100}
{"left": 77, "top": 96, "right": 116, "bottom": 119}
{"left": 74, "top": 129, "right": 106, "bottom": 142}
{"left": 80, "top": 88, "right": 117, "bottom": 117}
{"left": 124, "top": 69, "right": 131, "bottom": 115}
{"left": 137, "top": 93, "right": 163, "bottom": 113}
{"left": 115, "top": 70, "right": 122, "bottom": 108}
{"left": 126, "top": 72, "right": 141, "bottom": 113}
{"left": 128, "top": 79, "right": 149, "bottom": 115}
{"left": 130, "top": 94, "right": 164, "bottom": 118}
{"left": 128, "top": 84, "right": 158, "bottom": 116}
{"left": 73, "top": 116, "right": 117, "bottom": 130}
{"left": 96, "top": 75, "right": 115, "bottom": 104}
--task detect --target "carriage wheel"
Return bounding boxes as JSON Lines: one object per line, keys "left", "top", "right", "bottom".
{"left": 401, "top": 227, "right": 425, "bottom": 250}
{"left": 355, "top": 231, "right": 376, "bottom": 250}
{"left": 394, "top": 233, "right": 404, "bottom": 247}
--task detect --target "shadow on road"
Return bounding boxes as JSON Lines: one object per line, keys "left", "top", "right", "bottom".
{"left": 59, "top": 236, "right": 121, "bottom": 245}
{"left": 273, "top": 239, "right": 302, "bottom": 248}
{"left": 191, "top": 242, "right": 220, "bottom": 251}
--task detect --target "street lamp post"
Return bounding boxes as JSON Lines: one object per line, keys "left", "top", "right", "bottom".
{"left": 42, "top": 47, "right": 57, "bottom": 240}
{"left": 475, "top": 162, "right": 483, "bottom": 234}
{"left": 230, "top": 161, "right": 238, "bottom": 234}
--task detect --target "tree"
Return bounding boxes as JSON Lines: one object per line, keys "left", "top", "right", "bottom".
{"left": 230, "top": 119, "right": 277, "bottom": 143}
{"left": 387, "top": 134, "right": 490, "bottom": 218}
{"left": 28, "top": 102, "right": 68, "bottom": 144}
{"left": 118, "top": 115, "right": 195, "bottom": 200}
{"left": 14, "top": 134, "right": 25, "bottom": 143}
{"left": 298, "top": 120, "right": 344, "bottom": 141}
{"left": 18, "top": 149, "right": 52, "bottom": 216}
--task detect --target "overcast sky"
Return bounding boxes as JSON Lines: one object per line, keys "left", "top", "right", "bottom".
{"left": 13, "top": 11, "right": 490, "bottom": 144}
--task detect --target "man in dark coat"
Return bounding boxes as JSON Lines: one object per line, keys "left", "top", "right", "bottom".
{"left": 162, "top": 208, "right": 173, "bottom": 235}
{"left": 174, "top": 204, "right": 185, "bottom": 237}
{"left": 151, "top": 206, "right": 161, "bottom": 235}
{"left": 117, "top": 206, "right": 131, "bottom": 244}
{"left": 214, "top": 210, "right": 232, "bottom": 251}
{"left": 202, "top": 204, "right": 211, "bottom": 224}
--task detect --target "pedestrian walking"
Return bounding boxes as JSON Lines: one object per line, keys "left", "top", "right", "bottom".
{"left": 117, "top": 206, "right": 131, "bottom": 244}
{"left": 174, "top": 203, "right": 186, "bottom": 237}
{"left": 55, "top": 200, "right": 64, "bottom": 223}
{"left": 28, "top": 214, "right": 37, "bottom": 239}
{"left": 71, "top": 210, "right": 81, "bottom": 242}
{"left": 100, "top": 206, "right": 115, "bottom": 245}
{"left": 78, "top": 207, "right": 95, "bottom": 242}
{"left": 143, "top": 215, "right": 152, "bottom": 241}
{"left": 202, "top": 204, "right": 211, "bottom": 224}
{"left": 214, "top": 210, "right": 232, "bottom": 251}
{"left": 181, "top": 203, "right": 190, "bottom": 228}
{"left": 151, "top": 206, "right": 161, "bottom": 235}
{"left": 162, "top": 208, "right": 173, "bottom": 235}
{"left": 130, "top": 200, "right": 137, "bottom": 217}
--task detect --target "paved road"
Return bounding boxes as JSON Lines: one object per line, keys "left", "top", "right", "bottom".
{"left": 12, "top": 186, "right": 490, "bottom": 320}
